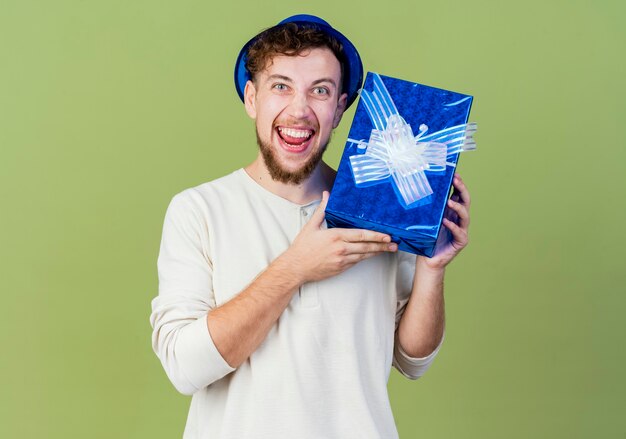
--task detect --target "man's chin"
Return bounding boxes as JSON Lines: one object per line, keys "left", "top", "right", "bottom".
{"left": 265, "top": 160, "right": 317, "bottom": 185}
{"left": 257, "top": 134, "right": 327, "bottom": 185}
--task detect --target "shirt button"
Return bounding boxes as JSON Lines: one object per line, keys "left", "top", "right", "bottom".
{"left": 302, "top": 210, "right": 308, "bottom": 216}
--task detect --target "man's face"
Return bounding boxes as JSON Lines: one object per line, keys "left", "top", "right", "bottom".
{"left": 244, "top": 47, "right": 347, "bottom": 184}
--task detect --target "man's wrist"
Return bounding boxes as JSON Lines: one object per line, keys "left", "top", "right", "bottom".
{"left": 416, "top": 256, "right": 446, "bottom": 278}
{"left": 271, "top": 251, "right": 307, "bottom": 289}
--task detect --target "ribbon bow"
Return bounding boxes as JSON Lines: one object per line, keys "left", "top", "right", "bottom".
{"left": 348, "top": 73, "right": 477, "bottom": 208}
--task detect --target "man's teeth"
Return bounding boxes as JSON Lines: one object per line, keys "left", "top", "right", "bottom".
{"left": 278, "top": 127, "right": 313, "bottom": 139}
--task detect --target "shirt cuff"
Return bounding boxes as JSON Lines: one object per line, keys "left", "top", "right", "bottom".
{"left": 393, "top": 332, "right": 445, "bottom": 380}
{"left": 175, "top": 315, "right": 236, "bottom": 391}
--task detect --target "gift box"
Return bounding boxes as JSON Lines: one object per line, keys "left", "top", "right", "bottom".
{"left": 326, "top": 72, "right": 476, "bottom": 257}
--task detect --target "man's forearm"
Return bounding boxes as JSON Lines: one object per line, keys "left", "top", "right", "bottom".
{"left": 207, "top": 253, "right": 302, "bottom": 369}
{"left": 396, "top": 257, "right": 446, "bottom": 358}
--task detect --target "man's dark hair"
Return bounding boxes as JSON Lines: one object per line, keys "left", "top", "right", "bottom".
{"left": 245, "top": 23, "right": 346, "bottom": 89}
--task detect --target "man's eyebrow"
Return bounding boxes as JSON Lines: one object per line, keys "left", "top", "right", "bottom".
{"left": 312, "top": 78, "right": 338, "bottom": 88}
{"left": 265, "top": 74, "right": 293, "bottom": 83}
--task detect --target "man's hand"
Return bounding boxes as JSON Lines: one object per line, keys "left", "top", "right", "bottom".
{"left": 207, "top": 190, "right": 397, "bottom": 368}
{"left": 423, "top": 174, "right": 471, "bottom": 270}
{"left": 283, "top": 191, "right": 398, "bottom": 283}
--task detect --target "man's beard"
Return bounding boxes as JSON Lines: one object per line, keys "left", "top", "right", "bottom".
{"left": 256, "top": 130, "right": 330, "bottom": 185}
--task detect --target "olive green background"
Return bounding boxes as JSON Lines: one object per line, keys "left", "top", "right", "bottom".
{"left": 1, "top": 0, "right": 624, "bottom": 437}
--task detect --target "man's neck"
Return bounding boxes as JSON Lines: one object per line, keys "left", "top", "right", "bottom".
{"left": 244, "top": 157, "right": 335, "bottom": 205}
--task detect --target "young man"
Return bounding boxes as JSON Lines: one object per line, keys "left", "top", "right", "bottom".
{"left": 150, "top": 15, "right": 471, "bottom": 438}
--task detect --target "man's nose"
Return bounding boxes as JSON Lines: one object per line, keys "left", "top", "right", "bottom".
{"left": 286, "top": 91, "right": 311, "bottom": 120}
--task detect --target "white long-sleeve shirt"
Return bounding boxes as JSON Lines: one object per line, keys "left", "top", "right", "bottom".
{"left": 150, "top": 169, "right": 443, "bottom": 439}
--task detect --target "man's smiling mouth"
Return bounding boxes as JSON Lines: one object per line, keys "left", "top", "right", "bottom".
{"left": 277, "top": 126, "right": 315, "bottom": 147}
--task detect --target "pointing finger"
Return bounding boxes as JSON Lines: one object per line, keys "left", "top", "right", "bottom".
{"left": 340, "top": 228, "right": 392, "bottom": 243}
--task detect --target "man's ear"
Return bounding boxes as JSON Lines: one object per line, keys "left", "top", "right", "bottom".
{"left": 332, "top": 92, "right": 348, "bottom": 128}
{"left": 244, "top": 80, "right": 257, "bottom": 119}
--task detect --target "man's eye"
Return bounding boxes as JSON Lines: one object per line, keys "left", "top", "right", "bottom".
{"left": 313, "top": 87, "right": 329, "bottom": 95}
{"left": 273, "top": 83, "right": 288, "bottom": 91}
